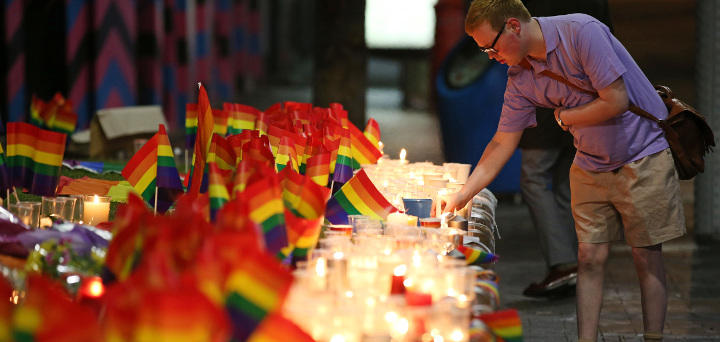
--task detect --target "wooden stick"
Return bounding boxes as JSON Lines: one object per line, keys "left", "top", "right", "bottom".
{"left": 153, "top": 186, "right": 159, "bottom": 215}
{"left": 184, "top": 149, "right": 189, "bottom": 174}
{"left": 12, "top": 187, "right": 20, "bottom": 204}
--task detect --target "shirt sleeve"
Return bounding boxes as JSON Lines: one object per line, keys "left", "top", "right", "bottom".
{"left": 497, "top": 77, "right": 537, "bottom": 132}
{"left": 575, "top": 21, "right": 626, "bottom": 91}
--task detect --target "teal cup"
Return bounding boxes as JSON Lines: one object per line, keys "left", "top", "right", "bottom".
{"left": 402, "top": 198, "right": 433, "bottom": 225}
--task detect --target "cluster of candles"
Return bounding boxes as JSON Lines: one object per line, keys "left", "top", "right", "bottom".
{"left": 364, "top": 148, "right": 471, "bottom": 217}
{"left": 283, "top": 149, "right": 500, "bottom": 342}
{"left": 4, "top": 194, "right": 111, "bottom": 229}
{"left": 285, "top": 222, "right": 477, "bottom": 342}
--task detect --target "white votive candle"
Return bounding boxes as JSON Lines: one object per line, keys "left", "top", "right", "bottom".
{"left": 83, "top": 195, "right": 110, "bottom": 225}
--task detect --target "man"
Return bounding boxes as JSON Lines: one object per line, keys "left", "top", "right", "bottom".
{"left": 516, "top": 0, "right": 613, "bottom": 298}
{"left": 443, "top": 1, "right": 685, "bottom": 341}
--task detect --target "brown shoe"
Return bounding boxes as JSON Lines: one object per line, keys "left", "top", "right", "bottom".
{"left": 522, "top": 266, "right": 577, "bottom": 298}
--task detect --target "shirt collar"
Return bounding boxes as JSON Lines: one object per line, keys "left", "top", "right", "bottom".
{"left": 523, "top": 17, "right": 558, "bottom": 73}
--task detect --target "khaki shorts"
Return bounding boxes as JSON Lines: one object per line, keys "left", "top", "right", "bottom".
{"left": 570, "top": 149, "right": 686, "bottom": 247}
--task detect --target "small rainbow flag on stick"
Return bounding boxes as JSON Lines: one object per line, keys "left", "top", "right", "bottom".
{"left": 121, "top": 124, "right": 183, "bottom": 213}
{"left": 364, "top": 118, "right": 381, "bottom": 149}
{"left": 332, "top": 129, "right": 354, "bottom": 186}
{"left": 305, "top": 151, "right": 330, "bottom": 187}
{"left": 224, "top": 249, "right": 293, "bottom": 341}
{"left": 208, "top": 162, "right": 231, "bottom": 221}
{"left": 479, "top": 309, "right": 523, "bottom": 342}
{"left": 5, "top": 122, "right": 66, "bottom": 196}
{"left": 239, "top": 175, "right": 288, "bottom": 255}
{"left": 348, "top": 121, "right": 382, "bottom": 168}
{"left": 457, "top": 244, "right": 499, "bottom": 266}
{"left": 208, "top": 134, "right": 236, "bottom": 171}
{"left": 189, "top": 84, "right": 215, "bottom": 194}
{"left": 325, "top": 169, "right": 397, "bottom": 224}
{"left": 185, "top": 103, "right": 198, "bottom": 150}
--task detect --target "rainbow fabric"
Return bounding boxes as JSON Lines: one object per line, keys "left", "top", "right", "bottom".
{"left": 156, "top": 124, "right": 185, "bottom": 211}
{"left": 224, "top": 250, "right": 293, "bottom": 341}
{"left": 247, "top": 312, "right": 314, "bottom": 342}
{"left": 332, "top": 129, "right": 354, "bottom": 185}
{"left": 279, "top": 168, "right": 330, "bottom": 220}
{"left": 305, "top": 152, "right": 330, "bottom": 187}
{"left": 282, "top": 208, "right": 324, "bottom": 261}
{"left": 348, "top": 121, "right": 382, "bottom": 168}
{"left": 46, "top": 101, "right": 77, "bottom": 135}
{"left": 29, "top": 95, "right": 46, "bottom": 127}
{"left": 479, "top": 309, "right": 523, "bottom": 342}
{"left": 363, "top": 118, "right": 381, "bottom": 149}
{"left": 208, "top": 162, "right": 231, "bottom": 221}
{"left": 325, "top": 169, "right": 397, "bottom": 224}
{"left": 189, "top": 84, "right": 215, "bottom": 194}
{"left": 457, "top": 244, "right": 499, "bottom": 265}
{"left": 5, "top": 122, "right": 66, "bottom": 196}
{"left": 476, "top": 280, "right": 501, "bottom": 308}
{"left": 185, "top": 103, "right": 198, "bottom": 150}
{"left": 275, "top": 136, "right": 299, "bottom": 173}
{"left": 208, "top": 134, "right": 236, "bottom": 171}
{"left": 121, "top": 124, "right": 183, "bottom": 212}
{"left": 255, "top": 112, "right": 269, "bottom": 136}
{"left": 240, "top": 176, "right": 288, "bottom": 254}
{"left": 226, "top": 103, "right": 259, "bottom": 135}
{"left": 213, "top": 108, "right": 229, "bottom": 136}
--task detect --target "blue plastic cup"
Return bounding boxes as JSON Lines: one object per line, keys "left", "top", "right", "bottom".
{"left": 402, "top": 198, "right": 433, "bottom": 224}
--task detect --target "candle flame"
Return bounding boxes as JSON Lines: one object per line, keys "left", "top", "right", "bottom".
{"left": 393, "top": 264, "right": 407, "bottom": 277}
{"left": 315, "top": 257, "right": 327, "bottom": 277}
{"left": 93, "top": 194, "right": 100, "bottom": 203}
{"left": 399, "top": 148, "right": 407, "bottom": 161}
{"left": 378, "top": 141, "right": 384, "bottom": 150}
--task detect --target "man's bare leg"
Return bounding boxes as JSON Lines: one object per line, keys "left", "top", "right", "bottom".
{"left": 577, "top": 242, "right": 609, "bottom": 341}
{"left": 631, "top": 244, "right": 666, "bottom": 338}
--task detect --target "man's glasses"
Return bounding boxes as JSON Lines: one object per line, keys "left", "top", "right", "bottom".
{"left": 479, "top": 21, "right": 506, "bottom": 54}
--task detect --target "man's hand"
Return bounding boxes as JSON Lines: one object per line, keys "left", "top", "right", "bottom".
{"left": 441, "top": 192, "right": 467, "bottom": 215}
{"left": 554, "top": 107, "right": 569, "bottom": 131}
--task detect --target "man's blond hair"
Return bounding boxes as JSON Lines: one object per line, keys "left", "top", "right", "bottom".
{"left": 465, "top": 0, "right": 532, "bottom": 34}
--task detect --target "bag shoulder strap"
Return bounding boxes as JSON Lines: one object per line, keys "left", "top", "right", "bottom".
{"left": 520, "top": 60, "right": 663, "bottom": 124}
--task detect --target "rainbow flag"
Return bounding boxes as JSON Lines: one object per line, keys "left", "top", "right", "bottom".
{"left": 457, "top": 244, "right": 499, "bottom": 265}
{"left": 185, "top": 103, "right": 198, "bottom": 150}
{"left": 282, "top": 209, "right": 324, "bottom": 261}
{"left": 226, "top": 103, "right": 259, "bottom": 135}
{"left": 275, "top": 136, "right": 299, "bottom": 173}
{"left": 348, "top": 121, "right": 382, "bottom": 168}
{"left": 325, "top": 169, "right": 397, "bottom": 224}
{"left": 208, "top": 134, "right": 236, "bottom": 171}
{"left": 0, "top": 144, "right": 10, "bottom": 195}
{"left": 279, "top": 167, "right": 330, "bottom": 219}
{"left": 224, "top": 249, "right": 293, "bottom": 341}
{"left": 364, "top": 118, "right": 381, "bottom": 149}
{"left": 133, "top": 287, "right": 230, "bottom": 342}
{"left": 232, "top": 159, "right": 275, "bottom": 196}
{"left": 256, "top": 111, "right": 269, "bottom": 136}
{"left": 479, "top": 309, "right": 523, "bottom": 342}
{"left": 156, "top": 124, "right": 185, "bottom": 210}
{"left": 29, "top": 95, "right": 47, "bottom": 126}
{"left": 476, "top": 280, "right": 500, "bottom": 308}
{"left": 122, "top": 124, "right": 183, "bottom": 212}
{"left": 46, "top": 100, "right": 77, "bottom": 134}
{"left": 332, "top": 129, "right": 354, "bottom": 185}
{"left": 241, "top": 135, "right": 275, "bottom": 168}
{"left": 6, "top": 122, "right": 66, "bottom": 196}
{"left": 305, "top": 151, "right": 330, "bottom": 187}
{"left": 189, "top": 84, "right": 215, "bottom": 194}
{"left": 239, "top": 176, "right": 288, "bottom": 254}
{"left": 208, "top": 162, "right": 231, "bottom": 222}
{"left": 213, "top": 108, "right": 229, "bottom": 136}
{"left": 247, "top": 312, "right": 314, "bottom": 342}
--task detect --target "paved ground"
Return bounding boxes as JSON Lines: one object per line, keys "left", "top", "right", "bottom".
{"left": 494, "top": 201, "right": 720, "bottom": 342}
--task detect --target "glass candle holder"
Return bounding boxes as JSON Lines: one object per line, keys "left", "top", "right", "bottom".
{"left": 82, "top": 195, "right": 110, "bottom": 225}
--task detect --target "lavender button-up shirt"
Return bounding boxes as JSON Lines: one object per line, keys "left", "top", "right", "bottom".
{"left": 498, "top": 14, "right": 668, "bottom": 172}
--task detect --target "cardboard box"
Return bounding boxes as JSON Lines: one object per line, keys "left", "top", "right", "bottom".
{"left": 89, "top": 106, "right": 167, "bottom": 158}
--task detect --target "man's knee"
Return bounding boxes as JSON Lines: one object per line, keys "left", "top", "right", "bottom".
{"left": 578, "top": 243, "right": 608, "bottom": 271}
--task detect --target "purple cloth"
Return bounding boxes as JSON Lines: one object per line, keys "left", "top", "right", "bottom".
{"left": 499, "top": 14, "right": 668, "bottom": 172}
{"left": 15, "top": 224, "right": 110, "bottom": 256}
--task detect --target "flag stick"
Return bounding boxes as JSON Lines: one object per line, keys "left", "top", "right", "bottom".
{"left": 184, "top": 149, "right": 189, "bottom": 174}
{"left": 5, "top": 189, "right": 9, "bottom": 206}
{"left": 153, "top": 186, "right": 158, "bottom": 215}
{"left": 12, "top": 187, "right": 20, "bottom": 204}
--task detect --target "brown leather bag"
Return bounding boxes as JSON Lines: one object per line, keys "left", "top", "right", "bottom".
{"left": 628, "top": 86, "right": 715, "bottom": 180}
{"left": 534, "top": 67, "right": 716, "bottom": 179}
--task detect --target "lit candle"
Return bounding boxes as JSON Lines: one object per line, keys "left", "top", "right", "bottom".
{"left": 399, "top": 148, "right": 408, "bottom": 164}
{"left": 83, "top": 195, "right": 110, "bottom": 225}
